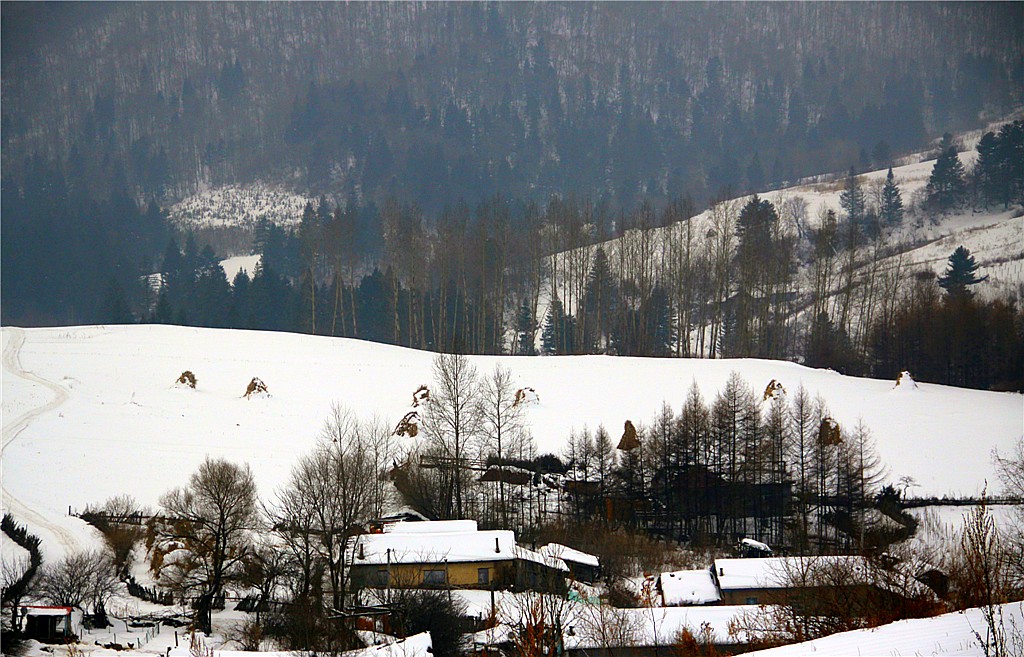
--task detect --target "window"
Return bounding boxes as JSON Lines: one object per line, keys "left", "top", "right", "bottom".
{"left": 477, "top": 568, "right": 490, "bottom": 585}
{"left": 373, "top": 569, "right": 389, "bottom": 587}
{"left": 746, "top": 596, "right": 759, "bottom": 605}
{"left": 423, "top": 569, "right": 446, "bottom": 585}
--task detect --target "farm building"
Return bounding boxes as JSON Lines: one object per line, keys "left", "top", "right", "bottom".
{"left": 17, "top": 606, "right": 79, "bottom": 642}
{"left": 349, "top": 520, "right": 568, "bottom": 593}
{"left": 537, "top": 543, "right": 600, "bottom": 583}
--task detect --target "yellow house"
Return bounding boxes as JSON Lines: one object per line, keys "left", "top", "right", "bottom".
{"left": 349, "top": 520, "right": 568, "bottom": 593}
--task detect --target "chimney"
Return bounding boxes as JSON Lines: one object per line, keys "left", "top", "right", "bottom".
{"left": 495, "top": 537, "right": 501, "bottom": 553}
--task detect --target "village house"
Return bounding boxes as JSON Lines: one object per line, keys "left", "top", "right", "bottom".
{"left": 712, "top": 555, "right": 881, "bottom": 606}
{"left": 537, "top": 544, "right": 600, "bottom": 583}
{"left": 657, "top": 568, "right": 721, "bottom": 606}
{"left": 348, "top": 520, "right": 569, "bottom": 593}
{"left": 16, "top": 605, "right": 79, "bottom": 643}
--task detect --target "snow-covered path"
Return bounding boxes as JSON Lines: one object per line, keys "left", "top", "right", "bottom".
{"left": 2, "top": 328, "right": 98, "bottom": 558}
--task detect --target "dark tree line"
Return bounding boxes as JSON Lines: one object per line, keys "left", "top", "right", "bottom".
{"left": 561, "top": 375, "right": 888, "bottom": 554}
{"left": 5, "top": 120, "right": 1022, "bottom": 393}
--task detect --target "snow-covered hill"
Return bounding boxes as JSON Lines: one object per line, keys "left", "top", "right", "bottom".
{"left": 2, "top": 325, "right": 1021, "bottom": 560}
{"left": 564, "top": 150, "right": 1022, "bottom": 304}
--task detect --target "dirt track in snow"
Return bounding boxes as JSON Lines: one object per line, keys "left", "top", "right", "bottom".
{"left": 2, "top": 327, "right": 84, "bottom": 554}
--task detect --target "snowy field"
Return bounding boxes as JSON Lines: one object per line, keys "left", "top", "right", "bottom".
{"left": 2, "top": 324, "right": 1022, "bottom": 562}
{"left": 219, "top": 254, "right": 262, "bottom": 279}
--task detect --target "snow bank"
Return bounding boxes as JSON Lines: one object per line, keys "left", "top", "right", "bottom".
{"left": 737, "top": 601, "right": 1024, "bottom": 656}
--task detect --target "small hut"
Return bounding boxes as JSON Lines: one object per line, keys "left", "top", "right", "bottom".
{"left": 19, "top": 606, "right": 77, "bottom": 642}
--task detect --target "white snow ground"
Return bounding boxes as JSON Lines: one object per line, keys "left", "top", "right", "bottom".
{"left": 737, "top": 601, "right": 1024, "bottom": 656}
{"left": 219, "top": 254, "right": 262, "bottom": 280}
{"left": 2, "top": 324, "right": 1021, "bottom": 564}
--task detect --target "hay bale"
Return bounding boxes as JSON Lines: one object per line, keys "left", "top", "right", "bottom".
{"left": 893, "top": 370, "right": 919, "bottom": 390}
{"left": 514, "top": 386, "right": 539, "bottom": 407}
{"left": 763, "top": 379, "right": 785, "bottom": 401}
{"left": 818, "top": 417, "right": 842, "bottom": 446}
{"left": 243, "top": 377, "right": 269, "bottom": 398}
{"left": 618, "top": 420, "right": 640, "bottom": 451}
{"left": 394, "top": 411, "right": 420, "bottom": 437}
{"left": 176, "top": 371, "right": 197, "bottom": 388}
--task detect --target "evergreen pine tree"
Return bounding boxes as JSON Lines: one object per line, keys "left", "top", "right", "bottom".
{"left": 937, "top": 246, "right": 988, "bottom": 298}
{"left": 805, "top": 311, "right": 857, "bottom": 374}
{"left": 583, "top": 247, "right": 618, "bottom": 352}
{"left": 101, "top": 277, "right": 133, "bottom": 324}
{"left": 880, "top": 167, "right": 904, "bottom": 226}
{"left": 514, "top": 301, "right": 536, "bottom": 356}
{"left": 926, "top": 147, "right": 967, "bottom": 211}
{"left": 746, "top": 152, "right": 765, "bottom": 192}
{"left": 975, "top": 131, "right": 1001, "bottom": 207}
{"left": 154, "top": 289, "right": 174, "bottom": 324}
{"left": 228, "top": 269, "right": 252, "bottom": 328}
{"left": 839, "top": 167, "right": 866, "bottom": 226}
{"left": 646, "top": 284, "right": 675, "bottom": 357}
{"left": 541, "top": 296, "right": 563, "bottom": 355}
{"left": 541, "top": 296, "right": 574, "bottom": 355}
{"left": 994, "top": 120, "right": 1024, "bottom": 208}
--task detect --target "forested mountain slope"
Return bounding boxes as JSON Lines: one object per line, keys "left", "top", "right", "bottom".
{"left": 4, "top": 3, "right": 1021, "bottom": 209}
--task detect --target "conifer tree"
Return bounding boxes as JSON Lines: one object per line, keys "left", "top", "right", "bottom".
{"left": 513, "top": 301, "right": 536, "bottom": 356}
{"left": 926, "top": 147, "right": 967, "bottom": 211}
{"left": 839, "top": 167, "right": 866, "bottom": 226}
{"left": 541, "top": 296, "right": 574, "bottom": 355}
{"left": 101, "top": 277, "right": 133, "bottom": 324}
{"left": 583, "top": 247, "right": 618, "bottom": 353}
{"left": 975, "top": 131, "right": 1001, "bottom": 207}
{"left": 937, "top": 246, "right": 988, "bottom": 298}
{"left": 541, "top": 296, "right": 563, "bottom": 355}
{"left": 880, "top": 167, "right": 904, "bottom": 227}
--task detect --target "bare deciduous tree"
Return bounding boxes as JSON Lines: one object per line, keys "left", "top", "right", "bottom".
{"left": 478, "top": 363, "right": 528, "bottom": 526}
{"left": 160, "top": 457, "right": 259, "bottom": 634}
{"left": 37, "top": 550, "right": 119, "bottom": 623}
{"left": 265, "top": 405, "right": 395, "bottom": 653}
{"left": 420, "top": 352, "right": 481, "bottom": 519}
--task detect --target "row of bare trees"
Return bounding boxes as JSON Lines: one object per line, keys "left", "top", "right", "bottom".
{"left": 145, "top": 409, "right": 397, "bottom": 643}
{"left": 560, "top": 374, "right": 888, "bottom": 554}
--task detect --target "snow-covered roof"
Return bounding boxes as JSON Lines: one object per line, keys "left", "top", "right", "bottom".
{"left": 385, "top": 519, "right": 478, "bottom": 534}
{"left": 352, "top": 521, "right": 567, "bottom": 571}
{"left": 714, "top": 556, "right": 870, "bottom": 591}
{"left": 740, "top": 537, "right": 772, "bottom": 553}
{"left": 537, "top": 543, "right": 600, "bottom": 568}
{"left": 171, "top": 633, "right": 432, "bottom": 657}
{"left": 19, "top": 606, "right": 73, "bottom": 616}
{"left": 658, "top": 569, "right": 721, "bottom": 605}
{"left": 345, "top": 632, "right": 432, "bottom": 657}
{"left": 562, "top": 605, "right": 769, "bottom": 648}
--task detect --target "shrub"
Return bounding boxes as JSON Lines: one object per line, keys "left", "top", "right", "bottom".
{"left": 176, "top": 371, "right": 197, "bottom": 388}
